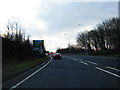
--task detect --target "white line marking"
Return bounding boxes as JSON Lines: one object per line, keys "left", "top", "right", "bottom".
{"left": 86, "top": 61, "right": 98, "bottom": 65}
{"left": 79, "top": 59, "right": 83, "bottom": 60}
{"left": 96, "top": 67, "right": 120, "bottom": 78}
{"left": 73, "top": 58, "right": 77, "bottom": 61}
{"left": 9, "top": 58, "right": 52, "bottom": 89}
{"left": 106, "top": 66, "right": 120, "bottom": 72}
{"left": 80, "top": 61, "right": 89, "bottom": 65}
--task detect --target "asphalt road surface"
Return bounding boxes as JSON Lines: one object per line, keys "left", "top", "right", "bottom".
{"left": 3, "top": 55, "right": 120, "bottom": 89}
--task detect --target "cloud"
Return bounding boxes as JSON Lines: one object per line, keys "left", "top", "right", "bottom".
{"left": 34, "top": 2, "right": 118, "bottom": 51}
{"left": 0, "top": 1, "right": 118, "bottom": 52}
{"left": 36, "top": 2, "right": 118, "bottom": 35}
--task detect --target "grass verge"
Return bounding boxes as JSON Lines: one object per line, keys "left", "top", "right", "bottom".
{"left": 3, "top": 56, "right": 49, "bottom": 82}
{"left": 94, "top": 54, "right": 120, "bottom": 58}
{"left": 72, "top": 53, "right": 120, "bottom": 58}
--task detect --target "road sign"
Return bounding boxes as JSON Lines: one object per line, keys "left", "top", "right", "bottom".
{"left": 33, "top": 40, "right": 44, "bottom": 48}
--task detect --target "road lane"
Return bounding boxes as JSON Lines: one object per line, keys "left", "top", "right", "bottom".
{"left": 68, "top": 55, "right": 120, "bottom": 70}
{"left": 63, "top": 56, "right": 119, "bottom": 88}
{"left": 17, "top": 58, "right": 69, "bottom": 88}
{"left": 65, "top": 55, "right": 120, "bottom": 78}
{"left": 9, "top": 58, "right": 53, "bottom": 89}
{"left": 15, "top": 56, "right": 119, "bottom": 88}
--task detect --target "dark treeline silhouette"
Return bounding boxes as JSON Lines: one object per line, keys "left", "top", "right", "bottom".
{"left": 2, "top": 19, "right": 45, "bottom": 65}
{"left": 76, "top": 17, "right": 120, "bottom": 51}
{"left": 2, "top": 37, "right": 33, "bottom": 64}
{"left": 57, "top": 17, "right": 120, "bottom": 56}
{"left": 57, "top": 45, "right": 85, "bottom": 54}
{"left": 57, "top": 47, "right": 85, "bottom": 54}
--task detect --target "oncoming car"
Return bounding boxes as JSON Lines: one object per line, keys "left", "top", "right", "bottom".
{"left": 52, "top": 53, "right": 62, "bottom": 59}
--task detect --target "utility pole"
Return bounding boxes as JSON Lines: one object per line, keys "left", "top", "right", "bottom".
{"left": 78, "top": 24, "right": 88, "bottom": 55}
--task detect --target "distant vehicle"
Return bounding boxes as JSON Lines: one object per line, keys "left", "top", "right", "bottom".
{"left": 53, "top": 53, "right": 62, "bottom": 59}
{"left": 51, "top": 52, "right": 54, "bottom": 55}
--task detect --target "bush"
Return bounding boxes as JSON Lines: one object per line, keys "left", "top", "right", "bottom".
{"left": 2, "top": 37, "right": 34, "bottom": 64}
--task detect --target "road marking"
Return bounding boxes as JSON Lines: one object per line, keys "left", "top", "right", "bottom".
{"left": 106, "top": 66, "right": 120, "bottom": 72}
{"left": 9, "top": 58, "right": 53, "bottom": 90}
{"left": 86, "top": 61, "right": 98, "bottom": 65}
{"left": 95, "top": 67, "right": 120, "bottom": 78}
{"left": 80, "top": 61, "right": 89, "bottom": 65}
{"left": 73, "top": 58, "right": 77, "bottom": 61}
{"left": 79, "top": 59, "right": 83, "bottom": 60}
{"left": 78, "top": 59, "right": 83, "bottom": 62}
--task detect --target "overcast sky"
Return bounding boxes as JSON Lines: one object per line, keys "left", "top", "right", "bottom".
{"left": 0, "top": 0, "right": 119, "bottom": 52}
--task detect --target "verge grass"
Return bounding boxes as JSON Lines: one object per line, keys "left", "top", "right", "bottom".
{"left": 3, "top": 56, "right": 49, "bottom": 82}
{"left": 72, "top": 53, "right": 120, "bottom": 58}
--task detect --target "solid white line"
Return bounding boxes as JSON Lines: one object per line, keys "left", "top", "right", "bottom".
{"left": 96, "top": 67, "right": 120, "bottom": 78}
{"left": 106, "top": 66, "right": 120, "bottom": 72}
{"left": 9, "top": 58, "right": 52, "bottom": 89}
{"left": 80, "top": 61, "right": 89, "bottom": 65}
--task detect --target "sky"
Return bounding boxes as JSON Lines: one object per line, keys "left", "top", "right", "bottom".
{"left": 0, "top": 0, "right": 119, "bottom": 52}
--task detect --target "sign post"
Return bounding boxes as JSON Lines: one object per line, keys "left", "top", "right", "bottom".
{"left": 33, "top": 40, "right": 45, "bottom": 57}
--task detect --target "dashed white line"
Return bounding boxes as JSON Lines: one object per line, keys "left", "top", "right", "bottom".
{"left": 66, "top": 57, "right": 120, "bottom": 78}
{"left": 80, "top": 61, "right": 89, "bottom": 65}
{"left": 9, "top": 58, "right": 53, "bottom": 89}
{"left": 78, "top": 59, "right": 83, "bottom": 61}
{"left": 73, "top": 58, "right": 77, "bottom": 61}
{"left": 106, "top": 66, "right": 120, "bottom": 72}
{"left": 95, "top": 67, "right": 120, "bottom": 78}
{"left": 86, "top": 61, "right": 98, "bottom": 65}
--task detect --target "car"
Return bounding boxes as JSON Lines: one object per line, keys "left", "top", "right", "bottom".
{"left": 52, "top": 53, "right": 62, "bottom": 59}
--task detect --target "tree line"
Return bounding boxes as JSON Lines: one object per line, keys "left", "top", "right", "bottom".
{"left": 57, "top": 17, "right": 120, "bottom": 55}
{"left": 2, "top": 19, "right": 35, "bottom": 64}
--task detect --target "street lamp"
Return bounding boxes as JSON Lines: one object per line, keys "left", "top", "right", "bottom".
{"left": 65, "top": 34, "right": 71, "bottom": 56}
{"left": 78, "top": 24, "right": 87, "bottom": 55}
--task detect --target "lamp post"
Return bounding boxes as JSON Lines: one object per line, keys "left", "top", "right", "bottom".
{"left": 78, "top": 24, "right": 87, "bottom": 55}
{"left": 65, "top": 34, "right": 71, "bottom": 56}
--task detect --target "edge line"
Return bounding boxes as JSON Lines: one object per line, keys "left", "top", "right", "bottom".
{"left": 9, "top": 57, "right": 52, "bottom": 89}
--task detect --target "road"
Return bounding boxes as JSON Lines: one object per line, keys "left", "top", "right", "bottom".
{"left": 3, "top": 55, "right": 120, "bottom": 88}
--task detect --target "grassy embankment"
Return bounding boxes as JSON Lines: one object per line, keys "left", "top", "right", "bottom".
{"left": 74, "top": 53, "right": 120, "bottom": 58}
{"left": 3, "top": 56, "right": 49, "bottom": 82}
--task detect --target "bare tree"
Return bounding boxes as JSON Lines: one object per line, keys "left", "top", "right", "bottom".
{"left": 88, "top": 30, "right": 98, "bottom": 51}
{"left": 96, "top": 17, "right": 120, "bottom": 50}
{"left": 76, "top": 32, "right": 87, "bottom": 49}
{"left": 6, "top": 19, "right": 25, "bottom": 42}
{"left": 76, "top": 17, "right": 120, "bottom": 52}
